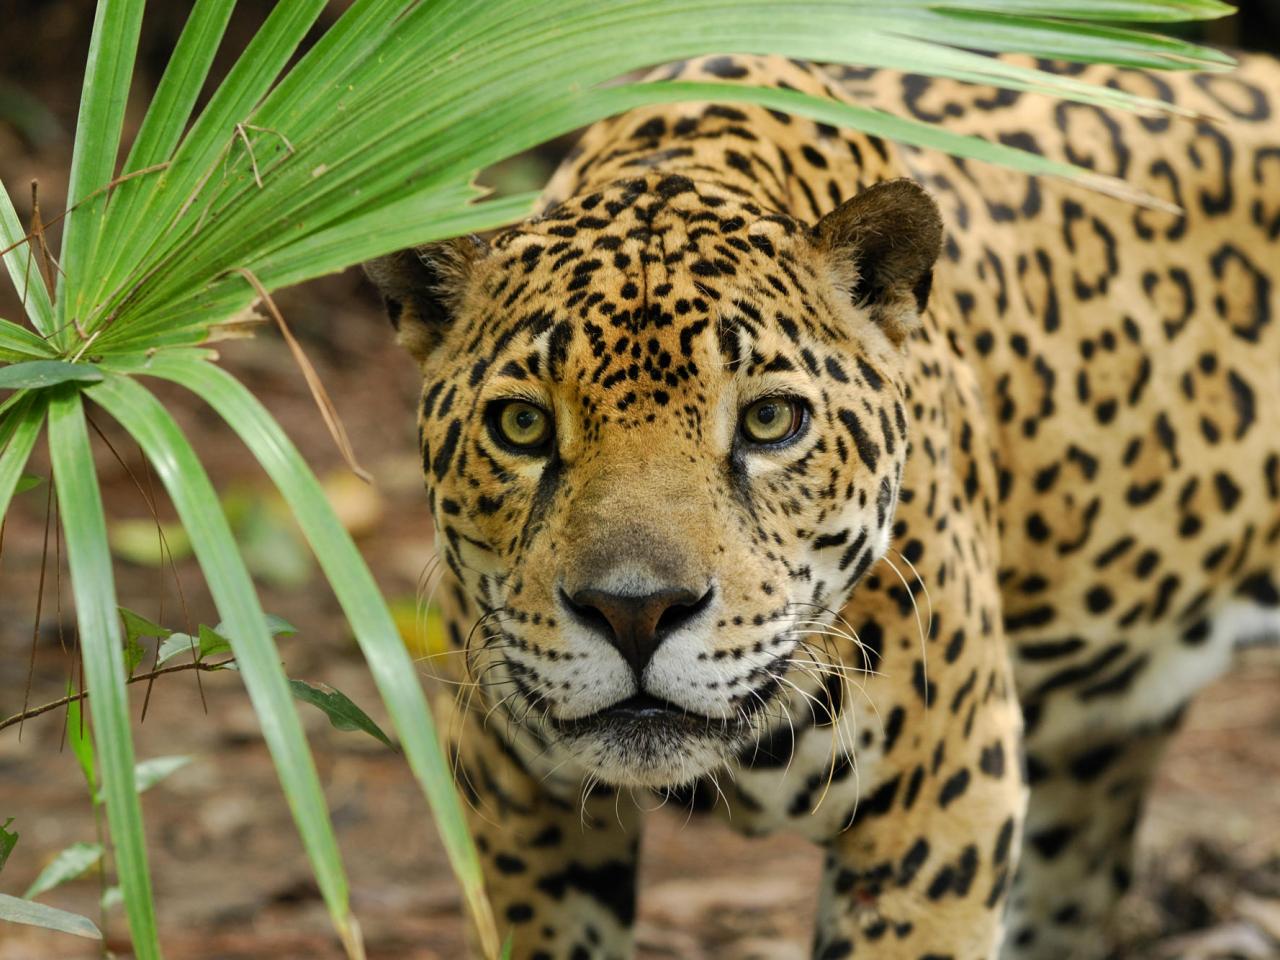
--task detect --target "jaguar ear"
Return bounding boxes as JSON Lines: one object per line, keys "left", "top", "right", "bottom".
{"left": 363, "top": 235, "right": 488, "bottom": 363}
{"left": 813, "top": 179, "right": 943, "bottom": 345}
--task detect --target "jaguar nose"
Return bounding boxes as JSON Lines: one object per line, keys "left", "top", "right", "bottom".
{"left": 563, "top": 585, "right": 715, "bottom": 678}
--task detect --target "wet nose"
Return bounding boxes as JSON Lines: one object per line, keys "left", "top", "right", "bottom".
{"left": 563, "top": 585, "right": 714, "bottom": 678}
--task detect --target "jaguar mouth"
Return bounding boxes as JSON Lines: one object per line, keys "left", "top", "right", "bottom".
{"left": 506, "top": 668, "right": 790, "bottom": 787}
{"left": 501, "top": 647, "right": 793, "bottom": 784}
{"left": 552, "top": 693, "right": 718, "bottom": 738}
{"left": 548, "top": 671, "right": 787, "bottom": 739}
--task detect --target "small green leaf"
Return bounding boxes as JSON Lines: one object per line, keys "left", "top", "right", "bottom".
{"left": 119, "top": 607, "right": 171, "bottom": 675}
{"left": 123, "top": 635, "right": 145, "bottom": 675}
{"left": 0, "top": 361, "right": 103, "bottom": 390}
{"left": 158, "top": 615, "right": 293, "bottom": 666}
{"left": 134, "top": 755, "right": 192, "bottom": 793}
{"left": 219, "top": 613, "right": 297, "bottom": 638}
{"left": 155, "top": 630, "right": 200, "bottom": 666}
{"left": 101, "top": 885, "right": 123, "bottom": 913}
{"left": 119, "top": 607, "right": 172, "bottom": 641}
{"left": 262, "top": 614, "right": 298, "bottom": 637}
{"left": 198, "top": 623, "right": 232, "bottom": 660}
{"left": 0, "top": 818, "right": 17, "bottom": 873}
{"left": 15, "top": 472, "right": 41, "bottom": 494}
{"left": 158, "top": 623, "right": 232, "bottom": 665}
{"left": 95, "top": 755, "right": 194, "bottom": 803}
{"left": 64, "top": 692, "right": 96, "bottom": 799}
{"left": 0, "top": 892, "right": 102, "bottom": 940}
{"left": 23, "top": 842, "right": 104, "bottom": 899}
{"left": 288, "top": 679, "right": 396, "bottom": 750}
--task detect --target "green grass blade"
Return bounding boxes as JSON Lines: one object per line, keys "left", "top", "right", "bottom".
{"left": 86, "top": 373, "right": 362, "bottom": 958}
{"left": 136, "top": 355, "right": 500, "bottom": 958}
{"left": 0, "top": 400, "right": 20, "bottom": 446}
{"left": 94, "top": 346, "right": 220, "bottom": 374}
{"left": 55, "top": 0, "right": 145, "bottom": 346}
{"left": 176, "top": 192, "right": 541, "bottom": 323}
{"left": 0, "top": 391, "right": 28, "bottom": 426}
{"left": 91, "top": 182, "right": 505, "bottom": 348}
{"left": 0, "top": 893, "right": 103, "bottom": 941}
{"left": 122, "top": 0, "right": 237, "bottom": 173}
{"left": 0, "top": 360, "right": 104, "bottom": 389}
{"left": 0, "top": 179, "right": 55, "bottom": 336}
{"left": 88, "top": 0, "right": 328, "bottom": 327}
{"left": 45, "top": 388, "right": 160, "bottom": 960}
{"left": 23, "top": 842, "right": 105, "bottom": 899}
{"left": 600, "top": 81, "right": 1174, "bottom": 207}
{"left": 0, "top": 394, "right": 45, "bottom": 523}
{"left": 0, "top": 318, "right": 57, "bottom": 362}
{"left": 87, "top": 0, "right": 237, "bottom": 311}
{"left": 932, "top": 0, "right": 1234, "bottom": 21}
{"left": 897, "top": 9, "right": 1236, "bottom": 69}
{"left": 249, "top": 0, "right": 409, "bottom": 127}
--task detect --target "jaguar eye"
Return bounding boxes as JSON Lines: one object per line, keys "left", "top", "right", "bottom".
{"left": 740, "top": 397, "right": 806, "bottom": 445}
{"left": 492, "top": 400, "right": 553, "bottom": 451}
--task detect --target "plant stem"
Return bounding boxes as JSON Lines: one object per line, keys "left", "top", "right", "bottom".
{"left": 0, "top": 658, "right": 233, "bottom": 733}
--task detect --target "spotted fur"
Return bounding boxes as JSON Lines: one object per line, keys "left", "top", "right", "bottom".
{"left": 367, "top": 53, "right": 1280, "bottom": 960}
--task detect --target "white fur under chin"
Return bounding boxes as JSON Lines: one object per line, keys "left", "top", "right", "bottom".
{"left": 522, "top": 720, "right": 751, "bottom": 791}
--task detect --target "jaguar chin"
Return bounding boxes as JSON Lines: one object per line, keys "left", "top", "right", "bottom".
{"left": 539, "top": 679, "right": 786, "bottom": 789}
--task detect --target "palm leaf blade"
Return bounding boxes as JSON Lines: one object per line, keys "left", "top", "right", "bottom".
{"left": 0, "top": 179, "right": 55, "bottom": 336}
{"left": 86, "top": 373, "right": 362, "bottom": 958}
{"left": 89, "top": 0, "right": 330, "bottom": 326}
{"left": 86, "top": 0, "right": 237, "bottom": 311}
{"left": 56, "top": 0, "right": 146, "bottom": 344}
{"left": 46, "top": 389, "right": 161, "bottom": 960}
{"left": 137, "top": 354, "right": 500, "bottom": 957}
{"left": 0, "top": 319, "right": 57, "bottom": 363}
{"left": 0, "top": 395, "right": 45, "bottom": 522}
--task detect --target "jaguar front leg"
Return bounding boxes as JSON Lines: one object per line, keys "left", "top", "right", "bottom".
{"left": 1002, "top": 718, "right": 1181, "bottom": 960}
{"left": 812, "top": 712, "right": 1026, "bottom": 960}
{"left": 438, "top": 692, "right": 642, "bottom": 960}
{"left": 807, "top": 577, "right": 1028, "bottom": 960}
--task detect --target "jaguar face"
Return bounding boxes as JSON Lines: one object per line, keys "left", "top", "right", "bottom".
{"left": 367, "top": 175, "right": 941, "bottom": 788}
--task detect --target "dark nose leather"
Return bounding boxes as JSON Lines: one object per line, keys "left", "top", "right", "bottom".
{"left": 565, "top": 586, "right": 713, "bottom": 678}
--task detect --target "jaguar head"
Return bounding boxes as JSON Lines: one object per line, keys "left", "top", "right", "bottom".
{"left": 367, "top": 175, "right": 941, "bottom": 788}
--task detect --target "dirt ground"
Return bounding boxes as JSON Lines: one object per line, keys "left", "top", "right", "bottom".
{"left": 2, "top": 4, "right": 1280, "bottom": 959}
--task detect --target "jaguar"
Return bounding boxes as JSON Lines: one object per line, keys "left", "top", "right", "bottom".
{"left": 365, "top": 51, "right": 1279, "bottom": 959}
